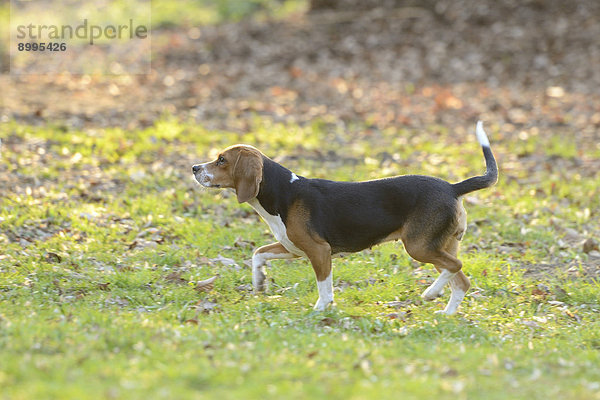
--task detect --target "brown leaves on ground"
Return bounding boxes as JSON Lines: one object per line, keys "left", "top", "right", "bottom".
{"left": 194, "top": 275, "right": 217, "bottom": 293}
{"left": 43, "top": 251, "right": 62, "bottom": 263}
{"left": 183, "top": 299, "right": 220, "bottom": 324}
{"left": 207, "top": 255, "right": 239, "bottom": 269}
{"left": 164, "top": 271, "right": 218, "bottom": 294}
{"left": 129, "top": 227, "right": 165, "bottom": 250}
{"left": 195, "top": 299, "right": 219, "bottom": 313}
{"left": 2, "top": 1, "right": 600, "bottom": 136}
{"left": 164, "top": 271, "right": 188, "bottom": 285}
{"left": 583, "top": 238, "right": 599, "bottom": 254}
{"left": 2, "top": 218, "right": 71, "bottom": 248}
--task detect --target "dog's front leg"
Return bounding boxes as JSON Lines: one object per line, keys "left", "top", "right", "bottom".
{"left": 313, "top": 271, "right": 334, "bottom": 311}
{"left": 251, "top": 242, "right": 297, "bottom": 292}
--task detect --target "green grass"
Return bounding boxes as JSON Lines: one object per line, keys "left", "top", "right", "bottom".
{"left": 1, "top": 117, "right": 600, "bottom": 399}
{"left": 151, "top": 0, "right": 308, "bottom": 28}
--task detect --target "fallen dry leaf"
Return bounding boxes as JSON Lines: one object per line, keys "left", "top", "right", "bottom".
{"left": 235, "top": 283, "right": 253, "bottom": 292}
{"left": 195, "top": 275, "right": 217, "bottom": 292}
{"left": 531, "top": 288, "right": 548, "bottom": 298}
{"left": 209, "top": 255, "right": 239, "bottom": 268}
{"left": 383, "top": 300, "right": 414, "bottom": 309}
{"left": 234, "top": 237, "right": 254, "bottom": 248}
{"left": 307, "top": 350, "right": 318, "bottom": 359}
{"left": 44, "top": 251, "right": 62, "bottom": 263}
{"left": 564, "top": 309, "right": 582, "bottom": 322}
{"left": 521, "top": 320, "right": 541, "bottom": 329}
{"left": 583, "top": 238, "right": 599, "bottom": 254}
{"left": 165, "top": 271, "right": 188, "bottom": 285}
{"left": 195, "top": 299, "right": 219, "bottom": 313}
{"left": 384, "top": 312, "right": 407, "bottom": 321}
{"left": 128, "top": 239, "right": 158, "bottom": 250}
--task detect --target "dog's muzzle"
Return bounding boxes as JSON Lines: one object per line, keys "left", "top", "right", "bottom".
{"left": 192, "top": 164, "right": 218, "bottom": 188}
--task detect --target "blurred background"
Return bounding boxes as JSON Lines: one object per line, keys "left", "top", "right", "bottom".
{"left": 0, "top": 0, "right": 599, "bottom": 138}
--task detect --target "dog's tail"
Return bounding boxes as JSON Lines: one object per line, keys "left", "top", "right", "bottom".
{"left": 452, "top": 121, "right": 498, "bottom": 197}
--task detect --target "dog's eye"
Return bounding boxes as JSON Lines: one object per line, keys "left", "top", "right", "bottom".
{"left": 216, "top": 156, "right": 226, "bottom": 165}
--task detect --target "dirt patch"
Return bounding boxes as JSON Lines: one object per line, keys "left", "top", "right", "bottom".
{"left": 520, "top": 259, "right": 600, "bottom": 281}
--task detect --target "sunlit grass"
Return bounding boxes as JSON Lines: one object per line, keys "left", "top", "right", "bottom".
{"left": 1, "top": 117, "right": 599, "bottom": 399}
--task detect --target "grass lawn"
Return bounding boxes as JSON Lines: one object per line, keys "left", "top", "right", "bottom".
{"left": 1, "top": 118, "right": 599, "bottom": 399}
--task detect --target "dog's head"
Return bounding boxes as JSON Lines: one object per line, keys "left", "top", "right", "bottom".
{"left": 192, "top": 144, "right": 264, "bottom": 203}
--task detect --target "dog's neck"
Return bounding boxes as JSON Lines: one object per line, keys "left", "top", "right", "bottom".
{"left": 255, "top": 157, "right": 299, "bottom": 220}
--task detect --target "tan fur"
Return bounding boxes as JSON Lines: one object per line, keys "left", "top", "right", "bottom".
{"left": 381, "top": 227, "right": 405, "bottom": 244}
{"left": 400, "top": 200, "right": 464, "bottom": 275}
{"left": 232, "top": 148, "right": 263, "bottom": 203}
{"left": 285, "top": 201, "right": 332, "bottom": 282}
{"left": 200, "top": 145, "right": 263, "bottom": 203}
{"left": 254, "top": 242, "right": 293, "bottom": 256}
{"left": 444, "top": 238, "right": 471, "bottom": 293}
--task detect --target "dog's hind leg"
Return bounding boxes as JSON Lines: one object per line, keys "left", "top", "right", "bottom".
{"left": 420, "top": 252, "right": 462, "bottom": 303}
{"left": 403, "top": 198, "right": 469, "bottom": 314}
{"left": 403, "top": 239, "right": 463, "bottom": 307}
{"left": 437, "top": 238, "right": 470, "bottom": 315}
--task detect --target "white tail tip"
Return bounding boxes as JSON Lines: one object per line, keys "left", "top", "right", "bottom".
{"left": 476, "top": 121, "right": 490, "bottom": 147}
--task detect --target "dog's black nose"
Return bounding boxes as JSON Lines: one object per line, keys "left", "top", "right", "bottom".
{"left": 192, "top": 165, "right": 201, "bottom": 174}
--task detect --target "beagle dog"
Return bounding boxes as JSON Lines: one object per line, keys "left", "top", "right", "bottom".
{"left": 192, "top": 122, "right": 497, "bottom": 315}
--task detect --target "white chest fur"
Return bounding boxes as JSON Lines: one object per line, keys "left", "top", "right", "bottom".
{"left": 247, "top": 199, "right": 306, "bottom": 257}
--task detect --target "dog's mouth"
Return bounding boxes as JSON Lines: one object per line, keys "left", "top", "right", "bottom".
{"left": 195, "top": 176, "right": 221, "bottom": 189}
{"left": 193, "top": 165, "right": 224, "bottom": 189}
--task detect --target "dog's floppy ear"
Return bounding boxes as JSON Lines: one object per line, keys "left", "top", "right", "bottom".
{"left": 232, "top": 149, "right": 263, "bottom": 203}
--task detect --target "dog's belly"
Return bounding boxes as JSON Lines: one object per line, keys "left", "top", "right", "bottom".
{"left": 314, "top": 209, "right": 406, "bottom": 254}
{"left": 328, "top": 230, "right": 401, "bottom": 254}
{"left": 247, "top": 199, "right": 307, "bottom": 257}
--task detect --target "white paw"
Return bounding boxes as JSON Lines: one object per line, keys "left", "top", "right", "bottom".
{"left": 421, "top": 287, "right": 441, "bottom": 301}
{"left": 313, "top": 298, "right": 333, "bottom": 311}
